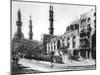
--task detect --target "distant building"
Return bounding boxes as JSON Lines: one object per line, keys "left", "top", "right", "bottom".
{"left": 12, "top": 39, "right": 39, "bottom": 53}
{"left": 12, "top": 9, "right": 40, "bottom": 58}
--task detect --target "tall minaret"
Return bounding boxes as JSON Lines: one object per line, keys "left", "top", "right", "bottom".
{"left": 49, "top": 5, "right": 54, "bottom": 35}
{"left": 29, "top": 15, "right": 33, "bottom": 40}
{"left": 14, "top": 9, "right": 24, "bottom": 40}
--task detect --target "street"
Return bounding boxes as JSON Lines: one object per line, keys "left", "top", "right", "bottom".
{"left": 11, "top": 58, "right": 96, "bottom": 74}
{"left": 11, "top": 62, "right": 43, "bottom": 75}
{"left": 18, "top": 58, "right": 96, "bottom": 72}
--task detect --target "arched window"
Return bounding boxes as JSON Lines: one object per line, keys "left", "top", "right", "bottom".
{"left": 67, "top": 38, "right": 70, "bottom": 48}
{"left": 57, "top": 40, "right": 61, "bottom": 49}
{"left": 73, "top": 36, "right": 76, "bottom": 48}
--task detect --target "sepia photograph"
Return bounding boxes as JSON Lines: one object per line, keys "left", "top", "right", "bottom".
{"left": 11, "top": 0, "right": 96, "bottom": 74}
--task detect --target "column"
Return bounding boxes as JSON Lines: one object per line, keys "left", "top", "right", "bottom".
{"left": 49, "top": 43, "right": 51, "bottom": 52}
{"left": 78, "top": 51, "right": 81, "bottom": 57}
{"left": 54, "top": 41, "right": 55, "bottom": 50}
{"left": 89, "top": 39, "right": 92, "bottom": 59}
{"left": 89, "top": 50, "right": 92, "bottom": 59}
{"left": 47, "top": 44, "right": 49, "bottom": 53}
{"left": 55, "top": 41, "right": 59, "bottom": 56}
{"left": 86, "top": 50, "right": 88, "bottom": 59}
{"left": 71, "top": 50, "right": 73, "bottom": 56}
{"left": 55, "top": 41, "right": 57, "bottom": 50}
{"left": 89, "top": 31, "right": 92, "bottom": 59}
{"left": 52, "top": 42, "right": 54, "bottom": 51}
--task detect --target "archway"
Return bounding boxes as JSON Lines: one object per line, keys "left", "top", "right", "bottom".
{"left": 57, "top": 40, "right": 61, "bottom": 49}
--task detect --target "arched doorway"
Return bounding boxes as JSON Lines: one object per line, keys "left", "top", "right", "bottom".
{"left": 57, "top": 40, "right": 61, "bottom": 49}
{"left": 73, "top": 50, "right": 78, "bottom": 56}
{"left": 55, "top": 40, "right": 61, "bottom": 56}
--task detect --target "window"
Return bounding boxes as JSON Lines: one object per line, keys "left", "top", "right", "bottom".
{"left": 73, "top": 36, "right": 76, "bottom": 48}
{"left": 62, "top": 39, "right": 65, "bottom": 46}
{"left": 70, "top": 25, "right": 74, "bottom": 30}
{"left": 54, "top": 41, "right": 56, "bottom": 50}
{"left": 73, "top": 50, "right": 78, "bottom": 56}
{"left": 81, "top": 19, "right": 86, "bottom": 26}
{"left": 87, "top": 24, "right": 91, "bottom": 31}
{"left": 94, "top": 12, "right": 96, "bottom": 16}
{"left": 80, "top": 38, "right": 89, "bottom": 47}
{"left": 67, "top": 38, "right": 70, "bottom": 48}
{"left": 80, "top": 39, "right": 86, "bottom": 46}
{"left": 87, "top": 17, "right": 91, "bottom": 22}
{"left": 75, "top": 24, "right": 79, "bottom": 29}
{"left": 48, "top": 45, "right": 50, "bottom": 51}
{"left": 57, "top": 40, "right": 61, "bottom": 49}
{"left": 66, "top": 26, "right": 70, "bottom": 31}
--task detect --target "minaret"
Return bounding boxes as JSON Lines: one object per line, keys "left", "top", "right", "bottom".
{"left": 49, "top": 5, "right": 54, "bottom": 35}
{"left": 14, "top": 9, "right": 24, "bottom": 40}
{"left": 29, "top": 15, "right": 33, "bottom": 40}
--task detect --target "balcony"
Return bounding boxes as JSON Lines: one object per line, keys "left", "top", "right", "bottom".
{"left": 80, "top": 31, "right": 87, "bottom": 37}
{"left": 80, "top": 29, "right": 91, "bottom": 38}
{"left": 80, "top": 38, "right": 90, "bottom": 49}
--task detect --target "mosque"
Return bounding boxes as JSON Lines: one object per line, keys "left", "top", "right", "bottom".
{"left": 12, "top": 5, "right": 96, "bottom": 63}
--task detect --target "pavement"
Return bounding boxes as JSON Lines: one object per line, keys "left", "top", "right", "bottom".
{"left": 18, "top": 58, "right": 96, "bottom": 72}
{"left": 11, "top": 62, "right": 43, "bottom": 75}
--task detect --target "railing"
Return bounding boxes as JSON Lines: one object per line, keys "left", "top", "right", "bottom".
{"left": 80, "top": 30, "right": 91, "bottom": 38}
{"left": 80, "top": 38, "right": 89, "bottom": 48}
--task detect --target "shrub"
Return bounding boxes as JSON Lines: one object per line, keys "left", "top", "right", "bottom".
{"left": 53, "top": 56, "right": 63, "bottom": 63}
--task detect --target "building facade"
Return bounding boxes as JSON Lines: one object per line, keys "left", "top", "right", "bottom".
{"left": 42, "top": 34, "right": 56, "bottom": 54}
{"left": 46, "top": 20, "right": 80, "bottom": 63}
{"left": 46, "top": 8, "right": 96, "bottom": 63}
{"left": 12, "top": 9, "right": 39, "bottom": 58}
{"left": 79, "top": 9, "right": 96, "bottom": 59}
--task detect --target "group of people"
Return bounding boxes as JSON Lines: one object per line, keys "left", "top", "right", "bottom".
{"left": 12, "top": 55, "right": 19, "bottom": 63}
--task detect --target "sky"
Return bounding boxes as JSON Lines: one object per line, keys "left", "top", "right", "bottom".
{"left": 12, "top": 1, "right": 95, "bottom": 41}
